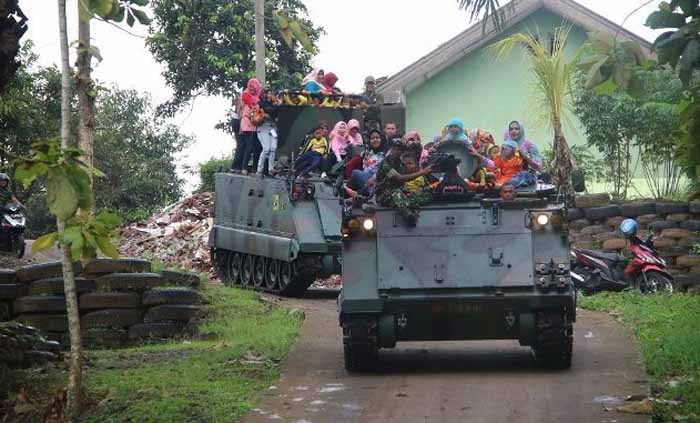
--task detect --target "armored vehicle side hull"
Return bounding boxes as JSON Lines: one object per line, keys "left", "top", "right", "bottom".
{"left": 210, "top": 173, "right": 342, "bottom": 295}
{"left": 339, "top": 201, "right": 575, "bottom": 371}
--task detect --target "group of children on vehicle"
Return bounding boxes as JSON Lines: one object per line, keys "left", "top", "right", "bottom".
{"left": 227, "top": 76, "right": 543, "bottom": 223}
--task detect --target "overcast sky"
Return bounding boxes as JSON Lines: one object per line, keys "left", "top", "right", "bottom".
{"left": 22, "top": 0, "right": 663, "bottom": 191}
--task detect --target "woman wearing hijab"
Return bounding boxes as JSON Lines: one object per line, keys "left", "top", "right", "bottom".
{"left": 504, "top": 120, "right": 542, "bottom": 171}
{"left": 471, "top": 128, "right": 496, "bottom": 155}
{"left": 347, "top": 119, "right": 364, "bottom": 145}
{"left": 231, "top": 78, "right": 262, "bottom": 174}
{"left": 322, "top": 72, "right": 342, "bottom": 94}
{"left": 329, "top": 121, "right": 351, "bottom": 162}
{"left": 302, "top": 68, "right": 324, "bottom": 84}
{"left": 443, "top": 118, "right": 472, "bottom": 144}
{"left": 303, "top": 69, "right": 325, "bottom": 94}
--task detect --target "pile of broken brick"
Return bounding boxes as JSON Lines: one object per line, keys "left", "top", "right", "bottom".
{"left": 119, "top": 192, "right": 214, "bottom": 275}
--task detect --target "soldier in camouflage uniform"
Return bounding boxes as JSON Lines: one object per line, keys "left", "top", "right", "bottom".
{"left": 374, "top": 142, "right": 433, "bottom": 226}
{"left": 361, "top": 76, "right": 383, "bottom": 136}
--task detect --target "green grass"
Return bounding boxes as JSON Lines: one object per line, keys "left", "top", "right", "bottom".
{"left": 579, "top": 292, "right": 700, "bottom": 421}
{"left": 1, "top": 285, "right": 303, "bottom": 423}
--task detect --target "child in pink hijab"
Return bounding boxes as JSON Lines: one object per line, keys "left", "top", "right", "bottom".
{"left": 330, "top": 121, "right": 350, "bottom": 162}
{"left": 347, "top": 119, "right": 364, "bottom": 145}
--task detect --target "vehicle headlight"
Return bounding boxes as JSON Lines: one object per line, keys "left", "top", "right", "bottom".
{"left": 362, "top": 218, "right": 375, "bottom": 231}
{"left": 536, "top": 214, "right": 549, "bottom": 226}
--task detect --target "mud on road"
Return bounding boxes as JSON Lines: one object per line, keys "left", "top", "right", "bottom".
{"left": 242, "top": 294, "right": 648, "bottom": 423}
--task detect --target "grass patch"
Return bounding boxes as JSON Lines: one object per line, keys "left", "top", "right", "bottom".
{"left": 2, "top": 285, "right": 303, "bottom": 423}
{"left": 579, "top": 292, "right": 700, "bottom": 421}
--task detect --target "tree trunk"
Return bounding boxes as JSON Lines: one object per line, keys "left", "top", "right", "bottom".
{"left": 254, "top": 0, "right": 265, "bottom": 84}
{"left": 77, "top": 17, "right": 95, "bottom": 189}
{"left": 58, "top": 1, "right": 84, "bottom": 421}
{"left": 549, "top": 119, "right": 576, "bottom": 193}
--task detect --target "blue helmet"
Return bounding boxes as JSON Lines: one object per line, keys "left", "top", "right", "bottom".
{"left": 620, "top": 218, "right": 638, "bottom": 238}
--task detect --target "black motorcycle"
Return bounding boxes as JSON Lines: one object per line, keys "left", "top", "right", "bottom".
{"left": 1, "top": 203, "right": 27, "bottom": 258}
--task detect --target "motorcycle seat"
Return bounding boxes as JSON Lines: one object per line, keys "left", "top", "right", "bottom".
{"left": 578, "top": 249, "right": 621, "bottom": 263}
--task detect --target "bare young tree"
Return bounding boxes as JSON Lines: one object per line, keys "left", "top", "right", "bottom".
{"left": 57, "top": 0, "right": 84, "bottom": 420}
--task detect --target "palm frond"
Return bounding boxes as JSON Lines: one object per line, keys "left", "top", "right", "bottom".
{"left": 457, "top": 0, "right": 508, "bottom": 32}
{"left": 488, "top": 23, "right": 582, "bottom": 136}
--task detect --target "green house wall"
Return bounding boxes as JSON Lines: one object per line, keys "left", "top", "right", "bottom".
{"left": 405, "top": 8, "right": 588, "bottom": 152}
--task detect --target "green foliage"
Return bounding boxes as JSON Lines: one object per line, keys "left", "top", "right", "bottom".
{"left": 198, "top": 156, "right": 230, "bottom": 193}
{"left": 0, "top": 42, "right": 62, "bottom": 203}
{"left": 147, "top": 0, "right": 322, "bottom": 116}
{"left": 1, "top": 46, "right": 189, "bottom": 231}
{"left": 581, "top": 0, "right": 700, "bottom": 198}
{"left": 579, "top": 291, "right": 700, "bottom": 421}
{"left": 13, "top": 140, "right": 121, "bottom": 263}
{"left": 691, "top": 242, "right": 700, "bottom": 255}
{"left": 578, "top": 31, "right": 649, "bottom": 97}
{"left": 79, "top": 0, "right": 151, "bottom": 25}
{"left": 542, "top": 144, "right": 606, "bottom": 184}
{"left": 574, "top": 69, "right": 685, "bottom": 200}
{"left": 92, "top": 87, "right": 191, "bottom": 219}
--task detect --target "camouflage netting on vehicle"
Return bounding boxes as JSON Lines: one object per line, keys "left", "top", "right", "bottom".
{"left": 0, "top": 260, "right": 204, "bottom": 349}
{"left": 569, "top": 195, "right": 700, "bottom": 292}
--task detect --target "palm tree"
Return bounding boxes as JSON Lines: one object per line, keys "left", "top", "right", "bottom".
{"left": 489, "top": 24, "right": 581, "bottom": 192}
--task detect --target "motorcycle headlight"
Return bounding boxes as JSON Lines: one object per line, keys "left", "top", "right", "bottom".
{"left": 362, "top": 218, "right": 375, "bottom": 232}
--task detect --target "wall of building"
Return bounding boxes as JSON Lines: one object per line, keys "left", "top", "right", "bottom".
{"left": 405, "top": 8, "right": 588, "bottom": 149}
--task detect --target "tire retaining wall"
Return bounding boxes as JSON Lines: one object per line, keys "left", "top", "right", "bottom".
{"left": 570, "top": 195, "right": 700, "bottom": 292}
{"left": 0, "top": 259, "right": 203, "bottom": 347}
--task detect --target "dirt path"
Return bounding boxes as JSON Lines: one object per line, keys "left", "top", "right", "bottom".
{"left": 242, "top": 295, "right": 648, "bottom": 423}
{"left": 0, "top": 240, "right": 62, "bottom": 270}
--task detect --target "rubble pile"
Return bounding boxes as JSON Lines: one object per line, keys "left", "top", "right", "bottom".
{"left": 119, "top": 192, "right": 214, "bottom": 273}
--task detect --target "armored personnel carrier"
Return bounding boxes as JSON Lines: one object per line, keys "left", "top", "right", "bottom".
{"left": 209, "top": 98, "right": 405, "bottom": 295}
{"left": 338, "top": 142, "right": 575, "bottom": 371}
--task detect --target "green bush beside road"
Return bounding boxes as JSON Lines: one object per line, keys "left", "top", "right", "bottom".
{"left": 580, "top": 292, "right": 700, "bottom": 421}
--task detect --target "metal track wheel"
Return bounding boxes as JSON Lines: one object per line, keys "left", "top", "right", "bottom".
{"left": 241, "top": 254, "right": 254, "bottom": 286}
{"left": 230, "top": 253, "right": 243, "bottom": 285}
{"left": 253, "top": 256, "right": 266, "bottom": 289}
{"left": 265, "top": 258, "right": 279, "bottom": 292}
{"left": 278, "top": 260, "right": 293, "bottom": 293}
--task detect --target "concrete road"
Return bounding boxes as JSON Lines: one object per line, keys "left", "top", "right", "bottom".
{"left": 242, "top": 294, "right": 649, "bottom": 423}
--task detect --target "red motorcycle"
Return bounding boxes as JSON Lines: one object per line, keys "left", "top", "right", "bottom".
{"left": 570, "top": 232, "right": 674, "bottom": 295}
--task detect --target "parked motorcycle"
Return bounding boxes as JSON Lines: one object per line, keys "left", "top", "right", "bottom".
{"left": 570, "top": 218, "right": 673, "bottom": 295}
{"left": 0, "top": 203, "right": 27, "bottom": 258}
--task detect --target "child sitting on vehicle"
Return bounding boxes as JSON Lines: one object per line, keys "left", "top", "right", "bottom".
{"left": 402, "top": 153, "right": 429, "bottom": 194}
{"left": 294, "top": 127, "right": 328, "bottom": 177}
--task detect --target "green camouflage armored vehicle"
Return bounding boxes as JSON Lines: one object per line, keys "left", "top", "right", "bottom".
{"left": 209, "top": 99, "right": 404, "bottom": 295}
{"left": 210, "top": 172, "right": 342, "bottom": 295}
{"left": 338, "top": 142, "right": 575, "bottom": 371}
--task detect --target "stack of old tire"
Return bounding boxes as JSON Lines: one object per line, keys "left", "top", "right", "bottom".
{"left": 569, "top": 195, "right": 700, "bottom": 292}
{"left": 1, "top": 259, "right": 203, "bottom": 347}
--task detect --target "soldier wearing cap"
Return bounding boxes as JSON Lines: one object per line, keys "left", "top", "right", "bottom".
{"left": 361, "top": 76, "right": 383, "bottom": 136}
{"left": 374, "top": 140, "right": 433, "bottom": 226}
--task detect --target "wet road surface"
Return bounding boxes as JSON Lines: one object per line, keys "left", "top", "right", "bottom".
{"left": 241, "top": 294, "right": 649, "bottom": 423}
